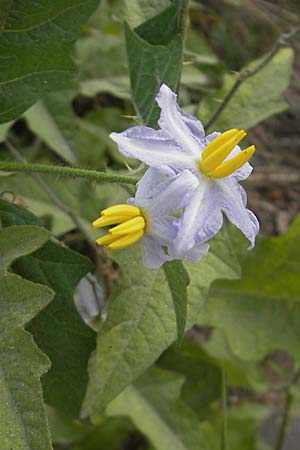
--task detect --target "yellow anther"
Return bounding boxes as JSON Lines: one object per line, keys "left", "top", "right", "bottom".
{"left": 201, "top": 128, "right": 239, "bottom": 160}
{"left": 92, "top": 215, "right": 131, "bottom": 228}
{"left": 93, "top": 203, "right": 145, "bottom": 250}
{"left": 108, "top": 230, "right": 144, "bottom": 250}
{"left": 96, "top": 233, "right": 117, "bottom": 246}
{"left": 210, "top": 145, "right": 255, "bottom": 179}
{"left": 201, "top": 130, "right": 247, "bottom": 173}
{"left": 109, "top": 216, "right": 145, "bottom": 237}
{"left": 101, "top": 204, "right": 140, "bottom": 217}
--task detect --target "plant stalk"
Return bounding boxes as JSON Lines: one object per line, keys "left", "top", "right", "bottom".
{"left": 275, "top": 365, "right": 300, "bottom": 450}
{"left": 0, "top": 160, "right": 139, "bottom": 185}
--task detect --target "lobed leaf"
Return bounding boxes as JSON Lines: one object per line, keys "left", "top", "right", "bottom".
{"left": 0, "top": 199, "right": 96, "bottom": 417}
{"left": 0, "top": 225, "right": 54, "bottom": 450}
{"left": 195, "top": 219, "right": 300, "bottom": 361}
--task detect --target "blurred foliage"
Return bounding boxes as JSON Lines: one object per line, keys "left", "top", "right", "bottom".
{"left": 199, "top": 48, "right": 294, "bottom": 131}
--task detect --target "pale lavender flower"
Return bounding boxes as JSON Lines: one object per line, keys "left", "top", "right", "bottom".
{"left": 92, "top": 168, "right": 208, "bottom": 269}
{"left": 110, "top": 84, "right": 259, "bottom": 258}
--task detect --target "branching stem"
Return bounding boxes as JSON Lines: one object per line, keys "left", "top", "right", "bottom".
{"left": 204, "top": 26, "right": 300, "bottom": 131}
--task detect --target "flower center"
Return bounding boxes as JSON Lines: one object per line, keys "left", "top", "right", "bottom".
{"left": 197, "top": 128, "right": 255, "bottom": 179}
{"left": 92, "top": 204, "right": 145, "bottom": 250}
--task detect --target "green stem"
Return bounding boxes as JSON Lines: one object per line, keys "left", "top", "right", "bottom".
{"left": 275, "top": 365, "right": 300, "bottom": 450}
{"left": 221, "top": 364, "right": 228, "bottom": 450}
{"left": 0, "top": 161, "right": 139, "bottom": 185}
{"left": 176, "top": 0, "right": 190, "bottom": 93}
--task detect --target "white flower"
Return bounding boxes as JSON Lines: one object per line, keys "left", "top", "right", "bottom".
{"left": 110, "top": 84, "right": 259, "bottom": 258}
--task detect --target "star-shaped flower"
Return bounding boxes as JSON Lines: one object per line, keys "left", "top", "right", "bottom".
{"left": 92, "top": 168, "right": 208, "bottom": 268}
{"left": 110, "top": 84, "right": 259, "bottom": 258}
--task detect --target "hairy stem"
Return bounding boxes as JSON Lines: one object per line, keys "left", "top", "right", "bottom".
{"left": 5, "top": 140, "right": 115, "bottom": 295}
{"left": 275, "top": 365, "right": 300, "bottom": 450}
{"left": 0, "top": 160, "right": 139, "bottom": 185}
{"left": 5, "top": 140, "right": 97, "bottom": 249}
{"left": 204, "top": 26, "right": 300, "bottom": 131}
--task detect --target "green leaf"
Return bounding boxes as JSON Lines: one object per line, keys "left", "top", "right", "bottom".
{"left": 80, "top": 76, "right": 130, "bottom": 100}
{"left": 0, "top": 199, "right": 96, "bottom": 417}
{"left": 66, "top": 417, "right": 134, "bottom": 450}
{"left": 23, "top": 84, "right": 78, "bottom": 164}
{"left": 107, "top": 367, "right": 209, "bottom": 450}
{"left": 0, "top": 225, "right": 54, "bottom": 450}
{"left": 197, "top": 219, "right": 300, "bottom": 361}
{"left": 199, "top": 48, "right": 294, "bottom": 131}
{"left": 203, "top": 329, "right": 266, "bottom": 391}
{"left": 76, "top": 30, "right": 130, "bottom": 100}
{"left": 159, "top": 340, "right": 222, "bottom": 418}
{"left": 164, "top": 260, "right": 190, "bottom": 343}
{"left": 81, "top": 229, "right": 238, "bottom": 417}
{"left": 0, "top": 224, "right": 49, "bottom": 271}
{"left": 46, "top": 406, "right": 90, "bottom": 446}
{"left": 125, "top": 21, "right": 183, "bottom": 127}
{"left": 135, "top": 0, "right": 180, "bottom": 46}
{"left": 0, "top": 0, "right": 100, "bottom": 124}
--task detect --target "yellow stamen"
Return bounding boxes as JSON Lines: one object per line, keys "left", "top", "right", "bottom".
{"left": 210, "top": 145, "right": 255, "bottom": 179}
{"left": 201, "top": 128, "right": 238, "bottom": 160}
{"left": 200, "top": 130, "right": 247, "bottom": 173}
{"left": 109, "top": 216, "right": 145, "bottom": 237}
{"left": 108, "top": 230, "right": 144, "bottom": 250}
{"left": 92, "top": 215, "right": 132, "bottom": 228}
{"left": 96, "top": 233, "right": 117, "bottom": 246}
{"left": 101, "top": 204, "right": 140, "bottom": 217}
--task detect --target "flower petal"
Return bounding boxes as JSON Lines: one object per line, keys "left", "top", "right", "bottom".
{"left": 217, "top": 177, "right": 259, "bottom": 248}
{"left": 142, "top": 236, "right": 170, "bottom": 269}
{"left": 174, "top": 182, "right": 223, "bottom": 257}
{"left": 150, "top": 217, "right": 177, "bottom": 244}
{"left": 233, "top": 161, "right": 253, "bottom": 181}
{"left": 110, "top": 126, "right": 193, "bottom": 176}
{"left": 185, "top": 243, "right": 209, "bottom": 263}
{"left": 135, "top": 168, "right": 166, "bottom": 203}
{"left": 147, "top": 170, "right": 199, "bottom": 217}
{"left": 156, "top": 84, "right": 203, "bottom": 156}
{"left": 178, "top": 109, "right": 206, "bottom": 147}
